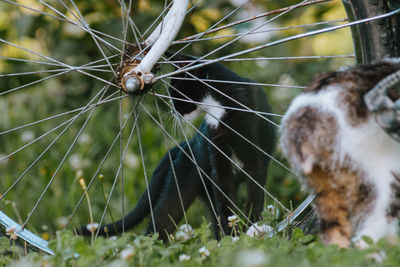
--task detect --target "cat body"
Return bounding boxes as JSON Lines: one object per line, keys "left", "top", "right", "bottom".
{"left": 280, "top": 61, "right": 400, "bottom": 247}
{"left": 79, "top": 54, "right": 275, "bottom": 240}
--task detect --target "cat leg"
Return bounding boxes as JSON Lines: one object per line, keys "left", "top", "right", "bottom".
{"left": 211, "top": 152, "right": 238, "bottom": 237}
{"left": 200, "top": 192, "right": 220, "bottom": 239}
{"left": 316, "top": 193, "right": 352, "bottom": 248}
{"left": 354, "top": 215, "right": 398, "bottom": 248}
{"left": 309, "top": 168, "right": 353, "bottom": 248}
{"left": 244, "top": 159, "right": 269, "bottom": 222}
{"left": 353, "top": 180, "right": 399, "bottom": 248}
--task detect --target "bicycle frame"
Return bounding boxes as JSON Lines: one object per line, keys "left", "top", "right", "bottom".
{"left": 122, "top": 0, "right": 189, "bottom": 92}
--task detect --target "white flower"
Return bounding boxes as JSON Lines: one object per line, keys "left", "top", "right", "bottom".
{"left": 230, "top": 0, "right": 247, "bottom": 6}
{"left": 179, "top": 223, "right": 193, "bottom": 232}
{"left": 199, "top": 246, "right": 210, "bottom": 259}
{"left": 265, "top": 204, "right": 275, "bottom": 212}
{"left": 179, "top": 254, "right": 191, "bottom": 262}
{"left": 228, "top": 215, "right": 239, "bottom": 228}
{"left": 236, "top": 249, "right": 269, "bottom": 267}
{"left": 78, "top": 133, "right": 92, "bottom": 145}
{"left": 76, "top": 170, "right": 83, "bottom": 178}
{"left": 230, "top": 2, "right": 276, "bottom": 44}
{"left": 62, "top": 23, "right": 85, "bottom": 38}
{"left": 175, "top": 231, "right": 189, "bottom": 241}
{"left": 120, "top": 247, "right": 135, "bottom": 260}
{"left": 69, "top": 153, "right": 89, "bottom": 171}
{"left": 6, "top": 225, "right": 18, "bottom": 240}
{"left": 246, "top": 223, "right": 272, "bottom": 238}
{"left": 265, "top": 204, "right": 280, "bottom": 218}
{"left": 86, "top": 222, "right": 99, "bottom": 233}
{"left": 125, "top": 153, "right": 139, "bottom": 168}
{"left": 228, "top": 215, "right": 238, "bottom": 222}
{"left": 279, "top": 73, "right": 296, "bottom": 86}
{"left": 175, "top": 223, "right": 193, "bottom": 241}
{"left": 56, "top": 217, "right": 68, "bottom": 228}
{"left": 21, "top": 130, "right": 35, "bottom": 143}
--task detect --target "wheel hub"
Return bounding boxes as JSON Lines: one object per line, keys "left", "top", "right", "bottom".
{"left": 116, "top": 45, "right": 157, "bottom": 95}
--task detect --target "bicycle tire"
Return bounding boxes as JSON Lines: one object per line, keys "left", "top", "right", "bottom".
{"left": 343, "top": 0, "right": 400, "bottom": 63}
{"left": 0, "top": 0, "right": 399, "bottom": 255}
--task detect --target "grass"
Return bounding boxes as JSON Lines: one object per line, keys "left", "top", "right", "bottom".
{"left": 1, "top": 224, "right": 400, "bottom": 267}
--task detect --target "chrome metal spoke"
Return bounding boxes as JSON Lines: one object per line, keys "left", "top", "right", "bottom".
{"left": 151, "top": 88, "right": 190, "bottom": 229}
{"left": 160, "top": 60, "right": 279, "bottom": 128}
{"left": 0, "top": 38, "right": 120, "bottom": 90}
{"left": 161, "top": 79, "right": 296, "bottom": 209}
{"left": 158, "top": 55, "right": 355, "bottom": 64}
{"left": 39, "top": 0, "right": 121, "bottom": 53}
{"left": 94, "top": 97, "right": 147, "bottom": 237}
{"left": 0, "top": 90, "right": 111, "bottom": 202}
{"left": 152, "top": 92, "right": 283, "bottom": 117}
{"left": 174, "top": 0, "right": 332, "bottom": 43}
{"left": 66, "top": 97, "right": 144, "bottom": 230}
{"left": 168, "top": 76, "right": 306, "bottom": 89}
{"left": 135, "top": 110, "right": 157, "bottom": 234}
{"left": 166, "top": 0, "right": 250, "bottom": 60}
{"left": 19, "top": 83, "right": 110, "bottom": 228}
{"left": 0, "top": 92, "right": 125, "bottom": 136}
{"left": 158, "top": 0, "right": 311, "bottom": 79}
{"left": 0, "top": 0, "right": 369, "bottom": 248}
{"left": 139, "top": 101, "right": 255, "bottom": 224}
{"left": 0, "top": 66, "right": 111, "bottom": 78}
{"left": 156, "top": 9, "right": 400, "bottom": 80}
{"left": 174, "top": 18, "right": 348, "bottom": 44}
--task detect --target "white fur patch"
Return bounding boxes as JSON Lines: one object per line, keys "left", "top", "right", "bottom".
{"left": 183, "top": 108, "right": 202, "bottom": 122}
{"left": 341, "top": 116, "right": 400, "bottom": 242}
{"left": 181, "top": 95, "right": 226, "bottom": 128}
{"left": 200, "top": 95, "right": 226, "bottom": 128}
{"left": 231, "top": 152, "right": 244, "bottom": 173}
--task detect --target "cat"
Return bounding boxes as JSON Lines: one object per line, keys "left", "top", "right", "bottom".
{"left": 78, "top": 53, "right": 276, "bottom": 241}
{"left": 280, "top": 60, "right": 400, "bottom": 248}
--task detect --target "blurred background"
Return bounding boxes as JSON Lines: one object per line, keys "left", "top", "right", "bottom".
{"left": 0, "top": 0, "right": 354, "bottom": 240}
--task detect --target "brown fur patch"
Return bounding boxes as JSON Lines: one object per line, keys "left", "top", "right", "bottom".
{"left": 306, "top": 62, "right": 400, "bottom": 126}
{"left": 307, "top": 166, "right": 374, "bottom": 247}
{"left": 283, "top": 106, "right": 337, "bottom": 173}
{"left": 387, "top": 173, "right": 400, "bottom": 218}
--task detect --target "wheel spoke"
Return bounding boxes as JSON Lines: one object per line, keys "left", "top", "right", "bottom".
{"left": 1, "top": 0, "right": 385, "bottom": 250}
{"left": 155, "top": 81, "right": 292, "bottom": 213}
{"left": 156, "top": 8, "right": 400, "bottom": 80}
{"left": 174, "top": 0, "right": 332, "bottom": 43}
{"left": 140, "top": 102, "right": 255, "bottom": 224}
{"left": 173, "top": 18, "right": 348, "bottom": 44}
{"left": 19, "top": 84, "right": 110, "bottom": 228}
{"left": 0, "top": 92, "right": 125, "bottom": 136}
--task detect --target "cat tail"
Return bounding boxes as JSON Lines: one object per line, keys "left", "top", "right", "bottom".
{"left": 76, "top": 155, "right": 170, "bottom": 237}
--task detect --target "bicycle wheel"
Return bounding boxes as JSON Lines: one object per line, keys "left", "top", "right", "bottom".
{"left": 0, "top": 0, "right": 398, "bottom": 254}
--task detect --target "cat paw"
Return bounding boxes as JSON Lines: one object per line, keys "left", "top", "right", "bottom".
{"left": 323, "top": 230, "right": 351, "bottom": 248}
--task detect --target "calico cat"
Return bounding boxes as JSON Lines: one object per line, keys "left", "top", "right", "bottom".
{"left": 280, "top": 60, "right": 400, "bottom": 248}
{"left": 78, "top": 53, "right": 275, "bottom": 240}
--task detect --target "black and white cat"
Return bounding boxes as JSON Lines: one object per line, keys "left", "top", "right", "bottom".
{"left": 78, "top": 53, "right": 276, "bottom": 240}
{"left": 280, "top": 60, "right": 400, "bottom": 247}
